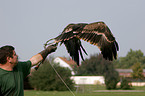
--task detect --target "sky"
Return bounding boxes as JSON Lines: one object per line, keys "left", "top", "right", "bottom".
{"left": 0, "top": 0, "right": 145, "bottom": 61}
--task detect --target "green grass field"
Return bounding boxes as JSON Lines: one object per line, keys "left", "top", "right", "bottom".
{"left": 24, "top": 90, "right": 145, "bottom": 96}
{"left": 24, "top": 85, "right": 145, "bottom": 96}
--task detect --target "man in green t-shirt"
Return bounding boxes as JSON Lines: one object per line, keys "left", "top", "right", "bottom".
{"left": 0, "top": 45, "right": 57, "bottom": 96}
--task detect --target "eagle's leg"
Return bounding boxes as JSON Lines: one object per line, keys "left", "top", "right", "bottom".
{"left": 44, "top": 38, "right": 58, "bottom": 49}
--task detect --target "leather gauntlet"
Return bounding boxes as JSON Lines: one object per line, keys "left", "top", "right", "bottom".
{"left": 39, "top": 44, "right": 57, "bottom": 62}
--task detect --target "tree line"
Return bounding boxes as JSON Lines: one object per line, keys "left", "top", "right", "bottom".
{"left": 113, "top": 49, "right": 145, "bottom": 69}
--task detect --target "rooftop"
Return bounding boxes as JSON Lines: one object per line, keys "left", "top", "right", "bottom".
{"left": 58, "top": 57, "right": 76, "bottom": 65}
{"left": 116, "top": 69, "right": 145, "bottom": 73}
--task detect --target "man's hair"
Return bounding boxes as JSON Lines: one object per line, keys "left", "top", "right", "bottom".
{"left": 0, "top": 45, "right": 15, "bottom": 64}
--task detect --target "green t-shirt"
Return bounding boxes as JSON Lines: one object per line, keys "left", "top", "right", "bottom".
{"left": 0, "top": 60, "right": 32, "bottom": 96}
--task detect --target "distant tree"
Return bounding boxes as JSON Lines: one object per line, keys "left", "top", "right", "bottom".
{"left": 76, "top": 54, "right": 114, "bottom": 76}
{"left": 29, "top": 60, "right": 74, "bottom": 91}
{"left": 104, "top": 70, "right": 119, "bottom": 89}
{"left": 75, "top": 53, "right": 119, "bottom": 89}
{"left": 120, "top": 77, "right": 132, "bottom": 89}
{"left": 113, "top": 49, "right": 145, "bottom": 68}
{"left": 131, "top": 62, "right": 144, "bottom": 81}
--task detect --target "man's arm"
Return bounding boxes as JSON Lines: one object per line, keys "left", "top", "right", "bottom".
{"left": 30, "top": 44, "right": 57, "bottom": 67}
{"left": 30, "top": 54, "right": 43, "bottom": 67}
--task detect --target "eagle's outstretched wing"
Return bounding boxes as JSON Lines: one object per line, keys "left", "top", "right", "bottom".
{"left": 77, "top": 22, "right": 119, "bottom": 61}
{"left": 46, "top": 21, "right": 119, "bottom": 66}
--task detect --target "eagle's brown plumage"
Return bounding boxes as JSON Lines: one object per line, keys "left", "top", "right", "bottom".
{"left": 46, "top": 21, "right": 119, "bottom": 66}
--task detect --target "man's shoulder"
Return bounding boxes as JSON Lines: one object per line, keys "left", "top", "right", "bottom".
{"left": 17, "top": 60, "right": 32, "bottom": 66}
{"left": 18, "top": 60, "right": 31, "bottom": 64}
{"left": 0, "top": 68, "right": 10, "bottom": 77}
{"left": 14, "top": 60, "right": 31, "bottom": 70}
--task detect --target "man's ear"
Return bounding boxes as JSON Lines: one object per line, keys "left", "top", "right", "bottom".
{"left": 7, "top": 57, "right": 12, "bottom": 63}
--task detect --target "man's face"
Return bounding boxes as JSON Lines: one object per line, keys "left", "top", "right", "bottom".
{"left": 9, "top": 50, "right": 18, "bottom": 66}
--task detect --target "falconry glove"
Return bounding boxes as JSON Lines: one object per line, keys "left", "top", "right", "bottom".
{"left": 39, "top": 44, "right": 57, "bottom": 62}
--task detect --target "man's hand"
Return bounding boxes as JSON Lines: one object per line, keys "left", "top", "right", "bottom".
{"left": 45, "top": 44, "right": 57, "bottom": 53}
{"left": 39, "top": 44, "right": 57, "bottom": 61}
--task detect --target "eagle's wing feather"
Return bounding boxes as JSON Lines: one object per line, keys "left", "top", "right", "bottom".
{"left": 55, "top": 24, "right": 88, "bottom": 66}
{"left": 55, "top": 23, "right": 87, "bottom": 42}
{"left": 64, "top": 38, "right": 84, "bottom": 66}
{"left": 77, "top": 22, "right": 119, "bottom": 60}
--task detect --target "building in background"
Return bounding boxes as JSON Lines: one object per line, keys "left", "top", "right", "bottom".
{"left": 116, "top": 69, "right": 145, "bottom": 77}
{"left": 53, "top": 57, "right": 105, "bottom": 85}
{"left": 71, "top": 76, "right": 105, "bottom": 85}
{"left": 53, "top": 57, "right": 76, "bottom": 75}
